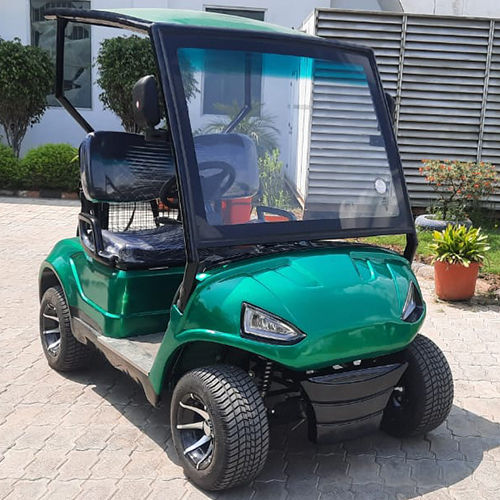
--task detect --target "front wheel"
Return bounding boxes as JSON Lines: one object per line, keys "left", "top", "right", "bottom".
{"left": 170, "top": 365, "right": 269, "bottom": 491}
{"left": 381, "top": 334, "right": 454, "bottom": 437}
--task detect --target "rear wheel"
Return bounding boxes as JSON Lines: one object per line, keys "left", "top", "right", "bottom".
{"left": 381, "top": 334, "right": 453, "bottom": 437}
{"left": 170, "top": 364, "right": 269, "bottom": 491}
{"left": 39, "top": 286, "right": 91, "bottom": 371}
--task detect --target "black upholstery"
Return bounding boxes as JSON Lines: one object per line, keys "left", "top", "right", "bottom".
{"left": 80, "top": 131, "right": 175, "bottom": 203}
{"left": 101, "top": 223, "right": 185, "bottom": 269}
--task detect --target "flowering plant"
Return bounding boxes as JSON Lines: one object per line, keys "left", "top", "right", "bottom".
{"left": 420, "top": 159, "right": 497, "bottom": 220}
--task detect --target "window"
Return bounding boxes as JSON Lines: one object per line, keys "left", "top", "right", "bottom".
{"left": 30, "top": 0, "right": 91, "bottom": 108}
{"left": 203, "top": 8, "right": 265, "bottom": 115}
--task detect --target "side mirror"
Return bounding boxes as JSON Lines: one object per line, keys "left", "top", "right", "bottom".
{"left": 385, "top": 92, "right": 396, "bottom": 124}
{"left": 132, "top": 75, "right": 161, "bottom": 129}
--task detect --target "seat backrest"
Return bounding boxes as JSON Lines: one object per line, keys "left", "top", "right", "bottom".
{"left": 80, "top": 131, "right": 175, "bottom": 203}
{"left": 193, "top": 133, "right": 259, "bottom": 198}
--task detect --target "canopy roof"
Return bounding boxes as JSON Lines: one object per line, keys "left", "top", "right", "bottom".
{"left": 45, "top": 8, "right": 308, "bottom": 37}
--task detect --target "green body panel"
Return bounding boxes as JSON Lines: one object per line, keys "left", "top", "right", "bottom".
{"left": 41, "top": 240, "right": 423, "bottom": 397}
{"left": 40, "top": 238, "right": 183, "bottom": 338}
{"left": 103, "top": 8, "right": 306, "bottom": 36}
{"left": 148, "top": 246, "right": 425, "bottom": 394}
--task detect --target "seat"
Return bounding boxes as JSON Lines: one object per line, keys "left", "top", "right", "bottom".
{"left": 78, "top": 131, "right": 184, "bottom": 269}
{"left": 101, "top": 223, "right": 185, "bottom": 269}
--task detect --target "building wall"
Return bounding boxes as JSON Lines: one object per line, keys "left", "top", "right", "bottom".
{"left": 2, "top": 0, "right": 500, "bottom": 154}
{"left": 401, "top": 0, "right": 500, "bottom": 17}
{"left": 0, "top": 0, "right": 329, "bottom": 155}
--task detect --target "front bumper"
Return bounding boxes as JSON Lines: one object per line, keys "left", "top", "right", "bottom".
{"left": 301, "top": 362, "right": 407, "bottom": 443}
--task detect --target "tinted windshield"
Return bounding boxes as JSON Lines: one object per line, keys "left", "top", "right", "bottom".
{"left": 173, "top": 42, "right": 412, "bottom": 246}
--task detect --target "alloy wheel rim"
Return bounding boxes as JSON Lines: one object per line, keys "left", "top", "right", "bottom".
{"left": 176, "top": 392, "right": 214, "bottom": 470}
{"left": 41, "top": 303, "right": 61, "bottom": 357}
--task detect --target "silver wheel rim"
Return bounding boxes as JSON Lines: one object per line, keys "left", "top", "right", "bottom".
{"left": 176, "top": 393, "right": 214, "bottom": 470}
{"left": 41, "top": 303, "right": 61, "bottom": 357}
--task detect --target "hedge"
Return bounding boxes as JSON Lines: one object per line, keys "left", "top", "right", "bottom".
{"left": 21, "top": 143, "right": 79, "bottom": 192}
{"left": 0, "top": 143, "right": 20, "bottom": 188}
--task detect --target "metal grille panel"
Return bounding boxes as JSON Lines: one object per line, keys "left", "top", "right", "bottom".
{"left": 310, "top": 9, "right": 500, "bottom": 209}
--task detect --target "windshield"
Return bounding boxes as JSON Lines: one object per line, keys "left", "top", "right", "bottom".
{"left": 174, "top": 42, "right": 412, "bottom": 247}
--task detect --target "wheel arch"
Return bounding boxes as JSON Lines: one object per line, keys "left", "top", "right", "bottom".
{"left": 156, "top": 340, "right": 258, "bottom": 393}
{"left": 39, "top": 266, "right": 63, "bottom": 301}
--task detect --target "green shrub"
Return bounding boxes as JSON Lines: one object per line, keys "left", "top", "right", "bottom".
{"left": 0, "top": 143, "right": 20, "bottom": 189}
{"left": 0, "top": 38, "right": 53, "bottom": 157}
{"left": 21, "top": 143, "right": 79, "bottom": 191}
{"left": 430, "top": 225, "right": 490, "bottom": 267}
{"left": 258, "top": 149, "right": 293, "bottom": 209}
{"left": 96, "top": 35, "right": 198, "bottom": 132}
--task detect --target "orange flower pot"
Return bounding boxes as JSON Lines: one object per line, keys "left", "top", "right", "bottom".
{"left": 434, "top": 261, "right": 479, "bottom": 301}
{"left": 264, "top": 214, "right": 290, "bottom": 222}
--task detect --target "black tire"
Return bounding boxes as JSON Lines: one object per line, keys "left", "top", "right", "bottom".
{"left": 381, "top": 334, "right": 453, "bottom": 437}
{"left": 170, "top": 364, "right": 269, "bottom": 491}
{"left": 39, "top": 286, "right": 91, "bottom": 371}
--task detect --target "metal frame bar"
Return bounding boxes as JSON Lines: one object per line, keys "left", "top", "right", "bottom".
{"left": 55, "top": 18, "right": 93, "bottom": 133}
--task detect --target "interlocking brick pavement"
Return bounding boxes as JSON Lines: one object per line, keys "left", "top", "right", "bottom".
{"left": 0, "top": 197, "right": 499, "bottom": 499}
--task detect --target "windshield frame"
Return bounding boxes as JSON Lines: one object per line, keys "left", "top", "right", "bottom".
{"left": 152, "top": 24, "right": 415, "bottom": 252}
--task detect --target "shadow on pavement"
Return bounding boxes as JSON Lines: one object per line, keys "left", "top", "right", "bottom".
{"left": 62, "top": 355, "right": 500, "bottom": 499}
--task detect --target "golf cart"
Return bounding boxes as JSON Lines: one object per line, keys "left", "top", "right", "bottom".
{"left": 39, "top": 8, "right": 453, "bottom": 491}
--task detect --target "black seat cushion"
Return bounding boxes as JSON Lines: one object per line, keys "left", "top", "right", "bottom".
{"left": 101, "top": 224, "right": 185, "bottom": 269}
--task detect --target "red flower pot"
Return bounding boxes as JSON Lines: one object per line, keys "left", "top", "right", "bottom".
{"left": 434, "top": 261, "right": 480, "bottom": 301}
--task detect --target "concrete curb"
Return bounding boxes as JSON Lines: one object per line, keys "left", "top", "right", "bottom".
{"left": 0, "top": 189, "right": 78, "bottom": 200}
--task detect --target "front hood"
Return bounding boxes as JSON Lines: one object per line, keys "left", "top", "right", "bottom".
{"left": 180, "top": 246, "right": 425, "bottom": 369}
{"left": 251, "top": 249, "right": 412, "bottom": 336}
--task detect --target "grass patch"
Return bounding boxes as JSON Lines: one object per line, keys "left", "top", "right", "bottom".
{"left": 362, "top": 228, "right": 500, "bottom": 276}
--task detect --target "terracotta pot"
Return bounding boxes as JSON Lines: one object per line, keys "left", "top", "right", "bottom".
{"left": 434, "top": 261, "right": 480, "bottom": 301}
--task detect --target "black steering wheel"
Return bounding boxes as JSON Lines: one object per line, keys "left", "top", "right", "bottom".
{"left": 199, "top": 161, "right": 236, "bottom": 201}
{"left": 159, "top": 161, "right": 236, "bottom": 209}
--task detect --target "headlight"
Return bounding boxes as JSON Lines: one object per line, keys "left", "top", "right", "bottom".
{"left": 241, "top": 303, "right": 305, "bottom": 344}
{"left": 401, "top": 281, "right": 424, "bottom": 323}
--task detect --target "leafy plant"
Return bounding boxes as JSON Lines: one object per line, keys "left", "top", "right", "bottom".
{"left": 21, "top": 143, "right": 79, "bottom": 192}
{"left": 202, "top": 101, "right": 279, "bottom": 157}
{"left": 0, "top": 38, "right": 53, "bottom": 157}
{"left": 430, "top": 225, "right": 490, "bottom": 267}
{"left": 96, "top": 35, "right": 198, "bottom": 132}
{"left": 0, "top": 143, "right": 20, "bottom": 189}
{"left": 420, "top": 159, "right": 497, "bottom": 220}
{"left": 258, "top": 149, "right": 293, "bottom": 209}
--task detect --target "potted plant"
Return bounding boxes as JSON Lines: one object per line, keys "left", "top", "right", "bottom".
{"left": 431, "top": 225, "right": 490, "bottom": 301}
{"left": 416, "top": 159, "right": 496, "bottom": 230}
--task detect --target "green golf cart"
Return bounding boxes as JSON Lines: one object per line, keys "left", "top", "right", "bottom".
{"left": 39, "top": 8, "right": 453, "bottom": 491}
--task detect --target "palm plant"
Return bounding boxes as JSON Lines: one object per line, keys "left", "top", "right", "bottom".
{"left": 202, "top": 101, "right": 279, "bottom": 157}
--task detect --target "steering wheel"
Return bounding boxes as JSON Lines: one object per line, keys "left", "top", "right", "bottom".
{"left": 199, "top": 161, "right": 236, "bottom": 201}
{"left": 159, "top": 161, "right": 236, "bottom": 209}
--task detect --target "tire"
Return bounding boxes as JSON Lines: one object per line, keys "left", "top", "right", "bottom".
{"left": 415, "top": 214, "right": 472, "bottom": 231}
{"left": 381, "top": 334, "right": 453, "bottom": 437}
{"left": 39, "top": 286, "right": 92, "bottom": 371}
{"left": 170, "top": 364, "right": 269, "bottom": 491}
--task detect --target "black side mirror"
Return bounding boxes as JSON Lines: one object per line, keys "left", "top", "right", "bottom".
{"left": 385, "top": 92, "right": 396, "bottom": 124}
{"left": 133, "top": 75, "right": 161, "bottom": 129}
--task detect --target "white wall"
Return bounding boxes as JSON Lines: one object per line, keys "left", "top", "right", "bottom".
{"left": 0, "top": 0, "right": 328, "bottom": 155}
{"left": 401, "top": 0, "right": 500, "bottom": 16}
